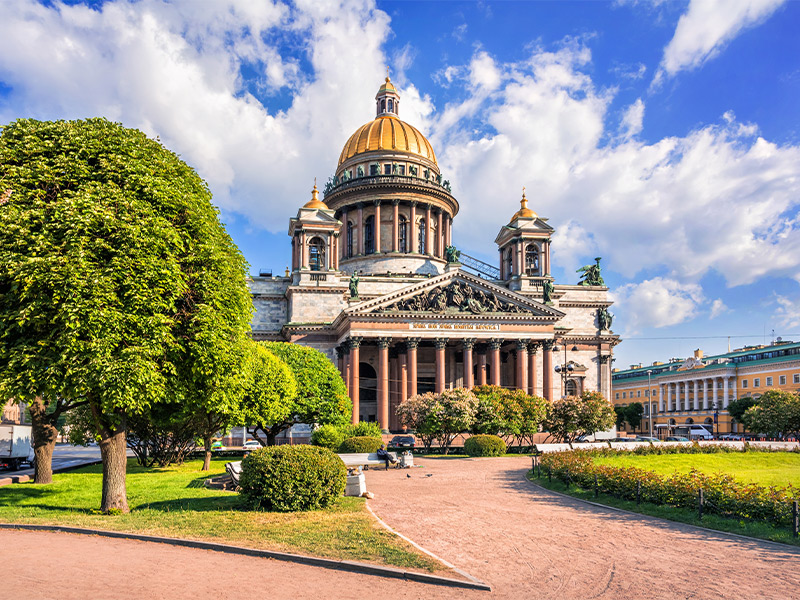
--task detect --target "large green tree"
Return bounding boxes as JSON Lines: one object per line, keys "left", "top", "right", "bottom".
{"left": 727, "top": 396, "right": 757, "bottom": 431}
{"left": 0, "top": 118, "right": 251, "bottom": 511}
{"left": 743, "top": 390, "right": 800, "bottom": 442}
{"left": 545, "top": 391, "right": 615, "bottom": 447}
{"left": 251, "top": 342, "right": 350, "bottom": 444}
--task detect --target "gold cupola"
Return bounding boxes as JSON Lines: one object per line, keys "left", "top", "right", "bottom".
{"left": 510, "top": 188, "right": 537, "bottom": 222}
{"left": 302, "top": 180, "right": 328, "bottom": 210}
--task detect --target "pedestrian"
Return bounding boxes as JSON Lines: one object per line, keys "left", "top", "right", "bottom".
{"left": 376, "top": 444, "right": 396, "bottom": 470}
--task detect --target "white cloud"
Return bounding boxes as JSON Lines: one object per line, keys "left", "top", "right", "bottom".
{"left": 612, "top": 278, "right": 705, "bottom": 331}
{"left": 710, "top": 299, "right": 728, "bottom": 319}
{"left": 620, "top": 98, "right": 644, "bottom": 139}
{"left": 654, "top": 0, "right": 786, "bottom": 82}
{"left": 775, "top": 295, "right": 800, "bottom": 328}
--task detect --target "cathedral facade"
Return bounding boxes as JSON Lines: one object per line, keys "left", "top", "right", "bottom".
{"left": 250, "top": 78, "right": 619, "bottom": 431}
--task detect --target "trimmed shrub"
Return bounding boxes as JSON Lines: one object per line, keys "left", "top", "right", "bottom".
{"left": 239, "top": 445, "right": 346, "bottom": 512}
{"left": 349, "top": 421, "right": 383, "bottom": 438}
{"left": 311, "top": 424, "right": 346, "bottom": 450}
{"left": 464, "top": 434, "right": 507, "bottom": 457}
{"left": 339, "top": 436, "right": 384, "bottom": 453}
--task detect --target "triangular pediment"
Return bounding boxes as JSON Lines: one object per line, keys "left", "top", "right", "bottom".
{"left": 347, "top": 270, "right": 564, "bottom": 319}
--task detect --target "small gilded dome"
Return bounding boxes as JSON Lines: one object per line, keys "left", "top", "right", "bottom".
{"left": 510, "top": 189, "right": 537, "bottom": 222}
{"left": 303, "top": 181, "right": 328, "bottom": 210}
{"left": 376, "top": 76, "right": 397, "bottom": 95}
{"left": 338, "top": 117, "right": 437, "bottom": 166}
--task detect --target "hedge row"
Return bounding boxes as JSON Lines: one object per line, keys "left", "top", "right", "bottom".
{"left": 539, "top": 447, "right": 800, "bottom": 527}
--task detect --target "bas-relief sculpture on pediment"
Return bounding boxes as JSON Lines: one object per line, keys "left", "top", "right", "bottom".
{"left": 374, "top": 280, "right": 532, "bottom": 315}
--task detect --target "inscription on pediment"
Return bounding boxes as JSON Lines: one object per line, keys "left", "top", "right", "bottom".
{"left": 376, "top": 280, "right": 531, "bottom": 315}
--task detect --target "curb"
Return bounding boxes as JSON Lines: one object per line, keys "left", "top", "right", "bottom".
{"left": 0, "top": 523, "right": 491, "bottom": 590}
{"left": 524, "top": 473, "right": 800, "bottom": 554}
{"left": 365, "top": 503, "right": 491, "bottom": 591}
{"left": 0, "top": 459, "right": 103, "bottom": 487}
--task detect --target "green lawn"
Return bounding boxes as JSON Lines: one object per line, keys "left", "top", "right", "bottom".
{"left": 592, "top": 452, "right": 800, "bottom": 488}
{"left": 0, "top": 458, "right": 439, "bottom": 572}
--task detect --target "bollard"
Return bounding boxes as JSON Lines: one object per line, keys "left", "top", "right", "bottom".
{"left": 793, "top": 500, "right": 799, "bottom": 538}
{"left": 594, "top": 474, "right": 599, "bottom": 498}
{"left": 636, "top": 480, "right": 641, "bottom": 505}
{"left": 698, "top": 489, "right": 704, "bottom": 521}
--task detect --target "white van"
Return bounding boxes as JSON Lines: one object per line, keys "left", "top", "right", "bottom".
{"left": 686, "top": 426, "right": 713, "bottom": 440}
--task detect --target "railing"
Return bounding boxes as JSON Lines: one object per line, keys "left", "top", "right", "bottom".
{"left": 310, "top": 273, "right": 327, "bottom": 282}
{"left": 323, "top": 174, "right": 453, "bottom": 198}
{"left": 458, "top": 252, "right": 501, "bottom": 280}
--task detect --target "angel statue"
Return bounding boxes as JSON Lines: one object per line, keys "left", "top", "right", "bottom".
{"left": 597, "top": 306, "right": 613, "bottom": 331}
{"left": 577, "top": 257, "right": 605, "bottom": 287}
{"left": 445, "top": 245, "right": 461, "bottom": 264}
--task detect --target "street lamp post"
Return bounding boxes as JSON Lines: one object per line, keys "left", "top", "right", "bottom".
{"left": 553, "top": 340, "right": 578, "bottom": 398}
{"left": 647, "top": 369, "right": 653, "bottom": 437}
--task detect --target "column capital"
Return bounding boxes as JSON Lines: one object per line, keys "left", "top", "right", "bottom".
{"left": 434, "top": 338, "right": 448, "bottom": 349}
{"left": 462, "top": 338, "right": 477, "bottom": 350}
{"left": 598, "top": 354, "right": 612, "bottom": 364}
{"left": 348, "top": 336, "right": 363, "bottom": 349}
{"left": 516, "top": 339, "right": 528, "bottom": 351}
{"left": 542, "top": 339, "right": 555, "bottom": 351}
{"left": 488, "top": 338, "right": 503, "bottom": 351}
{"left": 377, "top": 337, "right": 391, "bottom": 349}
{"left": 392, "top": 198, "right": 400, "bottom": 206}
{"left": 528, "top": 342, "right": 540, "bottom": 355}
{"left": 335, "top": 346, "right": 344, "bottom": 359}
{"left": 373, "top": 199, "right": 381, "bottom": 207}
{"left": 410, "top": 200, "right": 418, "bottom": 207}
{"left": 404, "top": 337, "right": 420, "bottom": 350}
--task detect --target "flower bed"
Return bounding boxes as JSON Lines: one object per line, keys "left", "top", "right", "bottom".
{"left": 539, "top": 445, "right": 800, "bottom": 529}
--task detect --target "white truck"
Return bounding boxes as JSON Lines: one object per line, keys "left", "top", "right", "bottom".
{"left": 0, "top": 424, "right": 33, "bottom": 470}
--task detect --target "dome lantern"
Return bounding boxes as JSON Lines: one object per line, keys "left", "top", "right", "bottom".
{"left": 303, "top": 179, "right": 328, "bottom": 210}
{"left": 376, "top": 76, "right": 400, "bottom": 118}
{"left": 510, "top": 187, "right": 537, "bottom": 222}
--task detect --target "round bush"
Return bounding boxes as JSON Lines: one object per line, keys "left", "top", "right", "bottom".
{"left": 338, "top": 436, "right": 384, "bottom": 453}
{"left": 310, "top": 424, "right": 346, "bottom": 450}
{"left": 464, "top": 434, "right": 507, "bottom": 457}
{"left": 239, "top": 445, "right": 346, "bottom": 512}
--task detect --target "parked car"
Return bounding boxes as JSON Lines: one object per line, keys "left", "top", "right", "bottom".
{"left": 611, "top": 437, "right": 636, "bottom": 442}
{"left": 665, "top": 436, "right": 690, "bottom": 442}
{"left": 211, "top": 441, "right": 226, "bottom": 451}
{"left": 634, "top": 436, "right": 660, "bottom": 442}
{"left": 388, "top": 435, "right": 415, "bottom": 449}
{"left": 242, "top": 440, "right": 261, "bottom": 451}
{"left": 719, "top": 433, "right": 744, "bottom": 441}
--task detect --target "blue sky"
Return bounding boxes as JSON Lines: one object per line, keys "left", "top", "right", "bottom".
{"left": 1, "top": 0, "right": 799, "bottom": 370}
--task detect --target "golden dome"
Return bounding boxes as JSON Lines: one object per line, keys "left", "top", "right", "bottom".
{"left": 303, "top": 181, "right": 328, "bottom": 210}
{"left": 376, "top": 76, "right": 397, "bottom": 95}
{"left": 511, "top": 189, "right": 537, "bottom": 221}
{"left": 337, "top": 115, "right": 437, "bottom": 167}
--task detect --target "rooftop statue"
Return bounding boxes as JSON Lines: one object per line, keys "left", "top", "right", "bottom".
{"left": 445, "top": 245, "right": 461, "bottom": 264}
{"left": 348, "top": 270, "right": 360, "bottom": 299}
{"left": 542, "top": 278, "right": 554, "bottom": 305}
{"left": 577, "top": 257, "right": 605, "bottom": 287}
{"left": 597, "top": 306, "right": 613, "bottom": 330}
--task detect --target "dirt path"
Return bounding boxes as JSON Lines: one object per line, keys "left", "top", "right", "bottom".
{"left": 4, "top": 457, "right": 799, "bottom": 599}
{"left": 366, "top": 456, "right": 800, "bottom": 599}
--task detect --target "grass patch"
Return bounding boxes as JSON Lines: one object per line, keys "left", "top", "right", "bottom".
{"left": 0, "top": 457, "right": 440, "bottom": 572}
{"left": 528, "top": 470, "right": 800, "bottom": 547}
{"left": 592, "top": 452, "right": 800, "bottom": 488}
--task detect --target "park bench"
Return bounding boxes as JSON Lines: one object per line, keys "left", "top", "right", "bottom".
{"left": 225, "top": 461, "right": 242, "bottom": 488}
{"left": 338, "top": 452, "right": 398, "bottom": 472}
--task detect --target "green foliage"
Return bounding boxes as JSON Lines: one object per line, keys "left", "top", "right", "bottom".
{"left": 744, "top": 390, "right": 800, "bottom": 440}
{"left": 545, "top": 391, "right": 616, "bottom": 447}
{"left": 256, "top": 342, "right": 351, "bottom": 442}
{"left": 614, "top": 406, "right": 627, "bottom": 428}
{"left": 238, "top": 341, "right": 297, "bottom": 439}
{"left": 239, "top": 445, "right": 347, "bottom": 512}
{"left": 338, "top": 436, "right": 384, "bottom": 453}
{"left": 311, "top": 422, "right": 382, "bottom": 450}
{"left": 427, "top": 388, "right": 478, "bottom": 454}
{"left": 471, "top": 385, "right": 506, "bottom": 435}
{"left": 348, "top": 421, "right": 383, "bottom": 438}
{"left": 625, "top": 402, "right": 644, "bottom": 432}
{"left": 540, "top": 447, "right": 800, "bottom": 527}
{"left": 727, "top": 396, "right": 757, "bottom": 425}
{"left": 396, "top": 392, "right": 438, "bottom": 451}
{"left": 464, "top": 434, "right": 507, "bottom": 457}
{"left": 505, "top": 390, "right": 550, "bottom": 448}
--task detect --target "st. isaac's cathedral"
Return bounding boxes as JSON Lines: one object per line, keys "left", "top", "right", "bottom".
{"left": 250, "top": 78, "right": 619, "bottom": 431}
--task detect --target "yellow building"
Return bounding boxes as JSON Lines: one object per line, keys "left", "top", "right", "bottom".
{"left": 611, "top": 341, "right": 800, "bottom": 437}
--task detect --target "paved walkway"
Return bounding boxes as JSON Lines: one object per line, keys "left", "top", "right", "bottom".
{"left": 3, "top": 456, "right": 800, "bottom": 599}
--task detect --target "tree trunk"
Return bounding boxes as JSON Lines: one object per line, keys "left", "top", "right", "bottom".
{"left": 28, "top": 396, "right": 58, "bottom": 485}
{"left": 96, "top": 413, "right": 129, "bottom": 514}
{"left": 202, "top": 435, "right": 212, "bottom": 471}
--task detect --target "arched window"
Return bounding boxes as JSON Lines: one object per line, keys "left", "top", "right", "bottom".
{"left": 346, "top": 222, "right": 354, "bottom": 257}
{"left": 309, "top": 237, "right": 325, "bottom": 271}
{"left": 418, "top": 218, "right": 426, "bottom": 254}
{"left": 525, "top": 244, "right": 539, "bottom": 276}
{"left": 364, "top": 215, "right": 375, "bottom": 254}
{"left": 398, "top": 215, "right": 408, "bottom": 253}
{"left": 565, "top": 380, "right": 578, "bottom": 396}
{"left": 505, "top": 248, "right": 513, "bottom": 279}
{"left": 388, "top": 98, "right": 393, "bottom": 113}
{"left": 380, "top": 99, "right": 386, "bottom": 113}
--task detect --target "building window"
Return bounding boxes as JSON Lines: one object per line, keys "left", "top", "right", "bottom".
{"left": 505, "top": 248, "right": 513, "bottom": 279}
{"left": 418, "top": 219, "right": 426, "bottom": 254}
{"left": 308, "top": 237, "right": 325, "bottom": 271}
{"left": 387, "top": 98, "right": 393, "bottom": 112}
{"left": 399, "top": 215, "right": 408, "bottom": 253}
{"left": 615, "top": 393, "right": 619, "bottom": 399}
{"left": 622, "top": 392, "right": 626, "bottom": 399}
{"left": 795, "top": 374, "right": 800, "bottom": 384}
{"left": 766, "top": 376, "right": 773, "bottom": 386}
{"left": 525, "top": 244, "right": 539, "bottom": 276}
{"left": 565, "top": 380, "right": 578, "bottom": 396}
{"left": 637, "top": 390, "right": 641, "bottom": 398}
{"left": 346, "top": 222, "right": 354, "bottom": 257}
{"left": 779, "top": 375, "right": 786, "bottom": 385}
{"left": 380, "top": 99, "right": 386, "bottom": 112}
{"left": 364, "top": 216, "right": 375, "bottom": 254}
{"left": 741, "top": 379, "right": 748, "bottom": 389}
{"left": 754, "top": 378, "right": 760, "bottom": 388}
{"left": 370, "top": 164, "right": 379, "bottom": 176}
{"left": 398, "top": 165, "right": 405, "bottom": 175}
{"left": 384, "top": 164, "right": 391, "bottom": 175}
